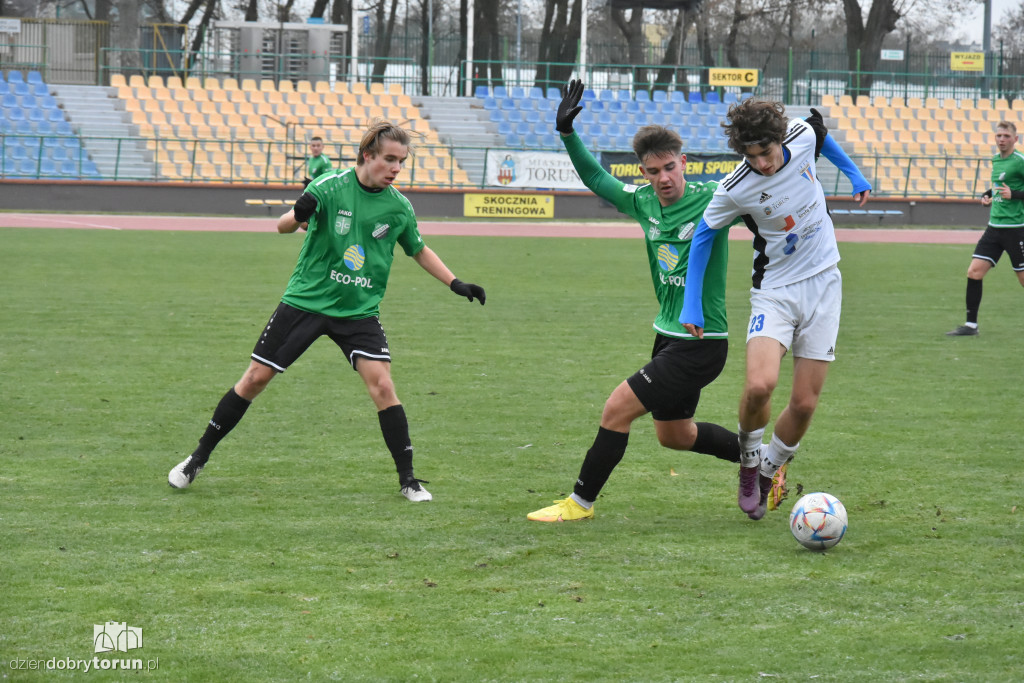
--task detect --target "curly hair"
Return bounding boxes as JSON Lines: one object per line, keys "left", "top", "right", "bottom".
{"left": 722, "top": 99, "right": 789, "bottom": 155}
{"left": 632, "top": 125, "right": 683, "bottom": 164}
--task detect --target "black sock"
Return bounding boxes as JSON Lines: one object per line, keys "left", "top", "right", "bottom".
{"left": 573, "top": 427, "right": 629, "bottom": 503}
{"left": 691, "top": 422, "right": 740, "bottom": 463}
{"left": 378, "top": 404, "right": 414, "bottom": 484}
{"left": 966, "top": 277, "right": 982, "bottom": 324}
{"left": 192, "top": 388, "right": 251, "bottom": 464}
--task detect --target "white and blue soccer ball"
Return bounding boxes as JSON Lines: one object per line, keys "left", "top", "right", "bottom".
{"left": 789, "top": 492, "right": 848, "bottom": 550}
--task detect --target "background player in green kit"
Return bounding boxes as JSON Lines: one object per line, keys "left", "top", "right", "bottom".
{"left": 527, "top": 79, "right": 740, "bottom": 523}
{"left": 303, "top": 135, "right": 332, "bottom": 187}
{"left": 169, "top": 119, "right": 486, "bottom": 502}
{"left": 947, "top": 121, "right": 1024, "bottom": 336}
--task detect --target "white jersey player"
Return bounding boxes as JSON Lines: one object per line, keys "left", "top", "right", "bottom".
{"left": 680, "top": 99, "right": 871, "bottom": 521}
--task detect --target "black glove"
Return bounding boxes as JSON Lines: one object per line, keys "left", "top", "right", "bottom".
{"left": 981, "top": 188, "right": 994, "bottom": 199}
{"left": 302, "top": 176, "right": 312, "bottom": 188}
{"left": 805, "top": 107, "right": 828, "bottom": 160}
{"left": 293, "top": 192, "right": 318, "bottom": 223}
{"left": 450, "top": 278, "right": 486, "bottom": 305}
{"left": 555, "top": 79, "right": 585, "bottom": 135}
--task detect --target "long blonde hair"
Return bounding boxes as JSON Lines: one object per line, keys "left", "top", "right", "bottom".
{"left": 357, "top": 118, "right": 413, "bottom": 165}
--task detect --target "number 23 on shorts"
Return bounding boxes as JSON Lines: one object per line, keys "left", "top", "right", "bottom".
{"left": 749, "top": 313, "right": 765, "bottom": 334}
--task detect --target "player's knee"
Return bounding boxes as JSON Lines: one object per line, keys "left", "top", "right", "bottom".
{"left": 787, "top": 393, "right": 820, "bottom": 422}
{"left": 743, "top": 378, "right": 775, "bottom": 404}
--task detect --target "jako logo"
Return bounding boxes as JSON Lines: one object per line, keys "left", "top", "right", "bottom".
{"left": 94, "top": 622, "right": 143, "bottom": 653}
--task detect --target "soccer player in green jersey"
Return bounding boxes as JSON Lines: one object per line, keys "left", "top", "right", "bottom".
{"left": 527, "top": 80, "right": 740, "bottom": 523}
{"left": 303, "top": 136, "right": 332, "bottom": 187}
{"left": 947, "top": 121, "right": 1024, "bottom": 336}
{"left": 169, "top": 120, "right": 486, "bottom": 502}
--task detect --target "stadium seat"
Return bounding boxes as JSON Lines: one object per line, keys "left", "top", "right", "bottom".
{"left": 504, "top": 132, "right": 520, "bottom": 147}
{"left": 492, "top": 86, "right": 507, "bottom": 99}
{"left": 652, "top": 91, "right": 667, "bottom": 104}
{"left": 705, "top": 91, "right": 721, "bottom": 104}
{"left": 635, "top": 90, "right": 650, "bottom": 103}
{"left": 474, "top": 85, "right": 489, "bottom": 98}
{"left": 7, "top": 71, "right": 24, "bottom": 83}
{"left": 546, "top": 87, "right": 560, "bottom": 100}
{"left": 688, "top": 91, "right": 702, "bottom": 104}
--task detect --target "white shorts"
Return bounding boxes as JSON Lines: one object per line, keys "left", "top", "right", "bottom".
{"left": 746, "top": 265, "right": 842, "bottom": 361}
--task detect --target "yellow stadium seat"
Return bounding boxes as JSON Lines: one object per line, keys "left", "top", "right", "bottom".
{"left": 110, "top": 73, "right": 127, "bottom": 88}
{"left": 184, "top": 76, "right": 202, "bottom": 89}
{"left": 296, "top": 80, "right": 314, "bottom": 93}
{"left": 128, "top": 74, "right": 146, "bottom": 88}
{"left": 278, "top": 80, "right": 295, "bottom": 93}
{"left": 315, "top": 80, "right": 333, "bottom": 93}
{"left": 241, "top": 78, "right": 259, "bottom": 92}
{"left": 1013, "top": 99, "right": 1024, "bottom": 111}
{"left": 222, "top": 77, "right": 240, "bottom": 90}
{"left": 165, "top": 75, "right": 183, "bottom": 89}
{"left": 148, "top": 75, "right": 165, "bottom": 89}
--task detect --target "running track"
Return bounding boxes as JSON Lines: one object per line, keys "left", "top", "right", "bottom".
{"left": 0, "top": 212, "right": 979, "bottom": 244}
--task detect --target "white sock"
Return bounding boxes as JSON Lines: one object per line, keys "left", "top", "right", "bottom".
{"left": 737, "top": 425, "right": 765, "bottom": 467}
{"left": 760, "top": 433, "right": 798, "bottom": 478}
{"left": 570, "top": 493, "right": 593, "bottom": 509}
{"left": 965, "top": 322, "right": 978, "bottom": 329}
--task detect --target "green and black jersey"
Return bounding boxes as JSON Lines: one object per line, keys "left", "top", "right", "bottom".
{"left": 281, "top": 168, "right": 425, "bottom": 319}
{"left": 307, "top": 154, "right": 333, "bottom": 181}
{"left": 563, "top": 131, "right": 731, "bottom": 338}
{"left": 988, "top": 151, "right": 1024, "bottom": 227}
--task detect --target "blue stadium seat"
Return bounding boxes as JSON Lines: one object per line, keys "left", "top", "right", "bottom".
{"left": 32, "top": 82, "right": 48, "bottom": 96}
{"left": 546, "top": 87, "right": 560, "bottom": 100}
{"left": 39, "top": 158, "right": 58, "bottom": 176}
{"left": 474, "top": 85, "right": 489, "bottom": 98}
{"left": 616, "top": 90, "right": 632, "bottom": 101}
{"left": 589, "top": 99, "right": 605, "bottom": 112}
{"left": 606, "top": 100, "right": 624, "bottom": 113}
{"left": 6, "top": 70, "right": 24, "bottom": 83}
{"left": 498, "top": 98, "right": 516, "bottom": 110}
{"left": 2, "top": 158, "right": 17, "bottom": 175}
{"left": 7, "top": 145, "right": 27, "bottom": 160}
{"left": 34, "top": 120, "right": 53, "bottom": 135}
{"left": 54, "top": 121, "right": 73, "bottom": 135}
{"left": 15, "top": 120, "right": 34, "bottom": 134}
{"left": 504, "top": 132, "right": 520, "bottom": 147}
{"left": 26, "top": 70, "right": 44, "bottom": 85}
{"left": 652, "top": 90, "right": 667, "bottom": 103}
{"left": 582, "top": 89, "right": 597, "bottom": 102}
{"left": 528, "top": 87, "right": 544, "bottom": 100}
{"left": 599, "top": 90, "right": 615, "bottom": 103}
{"left": 705, "top": 90, "right": 721, "bottom": 104}
{"left": 493, "top": 85, "right": 507, "bottom": 99}
{"left": 50, "top": 146, "right": 69, "bottom": 161}
{"left": 496, "top": 120, "right": 512, "bottom": 136}
{"left": 723, "top": 91, "right": 739, "bottom": 105}
{"left": 506, "top": 110, "right": 523, "bottom": 123}
{"left": 515, "top": 121, "right": 531, "bottom": 135}
{"left": 584, "top": 123, "right": 604, "bottom": 138}
{"left": 738, "top": 92, "right": 753, "bottom": 101}
{"left": 625, "top": 100, "right": 643, "bottom": 115}
{"left": 38, "top": 94, "right": 58, "bottom": 109}
{"left": 525, "top": 110, "right": 541, "bottom": 124}
{"left": 0, "top": 81, "right": 8, "bottom": 95}
{"left": 489, "top": 109, "right": 505, "bottom": 123}
{"left": 510, "top": 86, "right": 526, "bottom": 99}
{"left": 27, "top": 108, "right": 45, "bottom": 123}
{"left": 597, "top": 111, "right": 614, "bottom": 126}
{"left": 1, "top": 92, "right": 17, "bottom": 108}
{"left": 712, "top": 103, "right": 729, "bottom": 117}
{"left": 577, "top": 109, "right": 595, "bottom": 125}
{"left": 20, "top": 93, "right": 38, "bottom": 108}
{"left": 635, "top": 90, "right": 650, "bottom": 103}
{"left": 539, "top": 133, "right": 560, "bottom": 149}
{"left": 522, "top": 133, "right": 540, "bottom": 148}
{"left": 59, "top": 160, "right": 80, "bottom": 175}
{"left": 17, "top": 158, "right": 37, "bottom": 176}
{"left": 670, "top": 91, "right": 686, "bottom": 104}
{"left": 11, "top": 82, "right": 30, "bottom": 96}
{"left": 482, "top": 96, "right": 498, "bottom": 110}
{"left": 612, "top": 135, "right": 631, "bottom": 150}
{"left": 688, "top": 91, "right": 702, "bottom": 104}
{"left": 593, "top": 134, "right": 612, "bottom": 150}
{"left": 695, "top": 102, "right": 712, "bottom": 116}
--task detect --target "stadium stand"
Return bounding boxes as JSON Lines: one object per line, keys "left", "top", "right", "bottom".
{"left": 1, "top": 70, "right": 100, "bottom": 179}
{"left": 821, "top": 94, "right": 1008, "bottom": 196}
{"left": 476, "top": 85, "right": 748, "bottom": 153}
{"left": 109, "top": 73, "right": 469, "bottom": 186}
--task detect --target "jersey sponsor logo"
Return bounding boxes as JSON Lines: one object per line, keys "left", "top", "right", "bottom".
{"left": 656, "top": 243, "right": 680, "bottom": 271}
{"left": 782, "top": 215, "right": 796, "bottom": 231}
{"left": 372, "top": 223, "right": 390, "bottom": 239}
{"left": 658, "top": 272, "right": 685, "bottom": 287}
{"left": 797, "top": 200, "right": 820, "bottom": 219}
{"left": 343, "top": 244, "right": 366, "bottom": 270}
{"left": 759, "top": 192, "right": 772, "bottom": 203}
{"left": 678, "top": 222, "right": 695, "bottom": 240}
{"left": 639, "top": 368, "right": 653, "bottom": 384}
{"left": 330, "top": 269, "right": 374, "bottom": 289}
{"left": 799, "top": 162, "right": 814, "bottom": 184}
{"left": 622, "top": 184, "right": 639, "bottom": 193}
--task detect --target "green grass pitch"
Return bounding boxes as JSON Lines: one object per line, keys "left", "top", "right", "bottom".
{"left": 1, "top": 227, "right": 1021, "bottom": 681}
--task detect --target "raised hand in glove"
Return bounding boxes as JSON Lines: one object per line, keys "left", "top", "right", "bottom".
{"left": 450, "top": 278, "right": 486, "bottom": 305}
{"left": 556, "top": 79, "right": 585, "bottom": 135}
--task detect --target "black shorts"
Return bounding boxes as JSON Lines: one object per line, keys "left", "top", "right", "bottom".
{"left": 251, "top": 302, "right": 390, "bottom": 372}
{"left": 625, "top": 335, "right": 729, "bottom": 422}
{"left": 974, "top": 225, "right": 1024, "bottom": 270}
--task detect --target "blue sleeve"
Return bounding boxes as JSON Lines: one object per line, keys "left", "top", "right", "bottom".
{"left": 820, "top": 135, "right": 871, "bottom": 196}
{"left": 679, "top": 217, "right": 716, "bottom": 329}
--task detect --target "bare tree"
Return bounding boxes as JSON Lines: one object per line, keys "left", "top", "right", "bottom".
{"left": 842, "top": 0, "right": 901, "bottom": 96}
{"left": 470, "top": 0, "right": 505, "bottom": 91}
{"left": 311, "top": 0, "right": 330, "bottom": 18}
{"left": 370, "top": 0, "right": 401, "bottom": 83}
{"left": 534, "top": 0, "right": 582, "bottom": 92}
{"left": 611, "top": 7, "right": 648, "bottom": 90}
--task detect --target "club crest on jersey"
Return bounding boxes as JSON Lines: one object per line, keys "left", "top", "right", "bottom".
{"left": 759, "top": 192, "right": 772, "bottom": 203}
{"left": 372, "top": 223, "right": 390, "bottom": 239}
{"left": 335, "top": 217, "right": 352, "bottom": 236}
{"left": 799, "top": 162, "right": 814, "bottom": 184}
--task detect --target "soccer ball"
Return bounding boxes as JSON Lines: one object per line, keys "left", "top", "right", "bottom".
{"left": 789, "top": 492, "right": 848, "bottom": 550}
